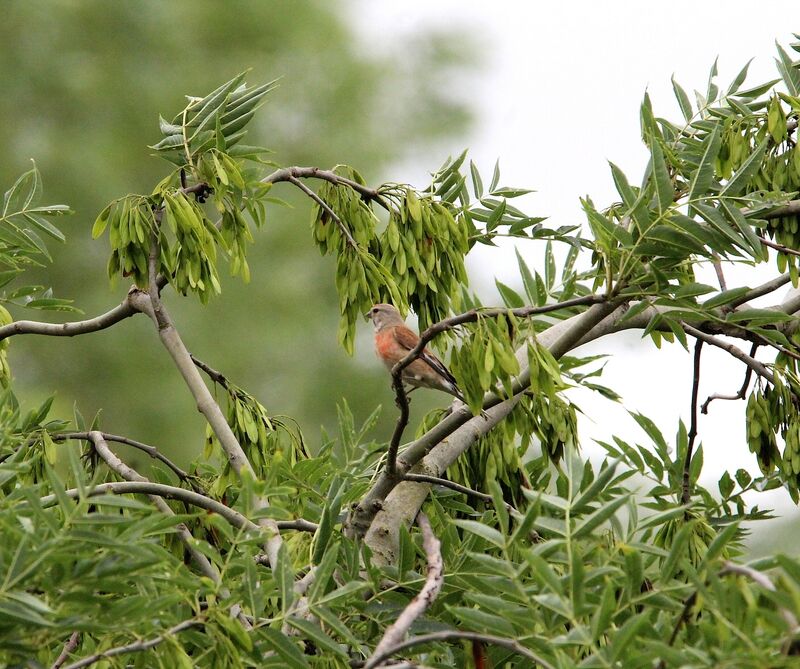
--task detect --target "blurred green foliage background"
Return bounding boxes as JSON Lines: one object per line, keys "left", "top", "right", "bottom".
{"left": 0, "top": 1, "right": 475, "bottom": 466}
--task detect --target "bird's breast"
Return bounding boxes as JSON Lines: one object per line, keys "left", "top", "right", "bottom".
{"left": 375, "top": 329, "right": 401, "bottom": 366}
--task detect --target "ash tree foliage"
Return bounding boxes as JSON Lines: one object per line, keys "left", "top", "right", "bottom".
{"left": 9, "top": 39, "right": 800, "bottom": 669}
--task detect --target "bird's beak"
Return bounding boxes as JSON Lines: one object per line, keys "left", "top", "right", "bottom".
{"left": 363, "top": 310, "right": 371, "bottom": 321}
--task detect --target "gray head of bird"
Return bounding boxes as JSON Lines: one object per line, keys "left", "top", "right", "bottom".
{"left": 365, "top": 303, "right": 406, "bottom": 331}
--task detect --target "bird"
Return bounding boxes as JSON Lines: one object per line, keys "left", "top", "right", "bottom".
{"left": 366, "top": 303, "right": 465, "bottom": 402}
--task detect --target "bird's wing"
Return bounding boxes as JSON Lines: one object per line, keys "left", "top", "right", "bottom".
{"left": 394, "top": 325, "right": 459, "bottom": 387}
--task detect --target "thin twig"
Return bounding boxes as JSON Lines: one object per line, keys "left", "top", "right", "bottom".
{"left": 759, "top": 235, "right": 800, "bottom": 257}
{"left": 401, "top": 473, "right": 492, "bottom": 503}
{"left": 37, "top": 478, "right": 316, "bottom": 534}
{"left": 365, "top": 514, "right": 444, "bottom": 668}
{"left": 38, "top": 479, "right": 259, "bottom": 532}
{"left": 358, "top": 630, "right": 550, "bottom": 669}
{"left": 681, "top": 322, "right": 776, "bottom": 386}
{"left": 54, "top": 431, "right": 193, "bottom": 484}
{"left": 288, "top": 175, "right": 359, "bottom": 249}
{"left": 682, "top": 341, "right": 703, "bottom": 505}
{"left": 191, "top": 353, "right": 231, "bottom": 389}
{"left": 51, "top": 631, "right": 81, "bottom": 669}
{"left": 701, "top": 343, "right": 758, "bottom": 414}
{"left": 60, "top": 618, "right": 200, "bottom": 669}
{"left": 656, "top": 591, "right": 697, "bottom": 669}
{"left": 711, "top": 253, "right": 727, "bottom": 291}
{"left": 262, "top": 166, "right": 390, "bottom": 210}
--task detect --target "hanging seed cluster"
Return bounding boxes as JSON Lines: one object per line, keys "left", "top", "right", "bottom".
{"left": 744, "top": 378, "right": 800, "bottom": 496}
{"left": 311, "top": 167, "right": 401, "bottom": 354}
{"left": 205, "top": 384, "right": 307, "bottom": 498}
{"left": 745, "top": 385, "right": 786, "bottom": 475}
{"left": 448, "top": 314, "right": 521, "bottom": 415}
{"left": 94, "top": 75, "right": 278, "bottom": 303}
{"left": 423, "top": 335, "right": 577, "bottom": 501}
{"left": 377, "top": 186, "right": 469, "bottom": 332}
{"left": 311, "top": 171, "right": 472, "bottom": 354}
{"left": 93, "top": 191, "right": 224, "bottom": 303}
{"left": 752, "top": 96, "right": 800, "bottom": 281}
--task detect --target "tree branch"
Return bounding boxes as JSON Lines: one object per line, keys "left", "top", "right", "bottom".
{"left": 126, "top": 231, "right": 283, "bottom": 570}
{"left": 356, "top": 630, "right": 551, "bottom": 669}
{"left": 54, "top": 431, "right": 193, "bottom": 485}
{"left": 682, "top": 341, "right": 703, "bottom": 505}
{"left": 60, "top": 618, "right": 200, "bottom": 669}
{"left": 0, "top": 294, "right": 138, "bottom": 343}
{"left": 87, "top": 431, "right": 223, "bottom": 585}
{"left": 287, "top": 175, "right": 359, "bottom": 250}
{"left": 38, "top": 480, "right": 259, "bottom": 532}
{"left": 759, "top": 198, "right": 800, "bottom": 220}
{"left": 701, "top": 343, "right": 758, "bottom": 413}
{"left": 727, "top": 273, "right": 791, "bottom": 310}
{"left": 261, "top": 166, "right": 390, "bottom": 210}
{"left": 759, "top": 235, "right": 800, "bottom": 257}
{"left": 51, "top": 631, "right": 81, "bottom": 669}
{"left": 401, "top": 473, "right": 492, "bottom": 504}
{"left": 364, "top": 513, "right": 444, "bottom": 669}
{"left": 681, "top": 323, "right": 776, "bottom": 386}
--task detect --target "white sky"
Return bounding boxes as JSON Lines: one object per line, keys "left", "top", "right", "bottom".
{"left": 351, "top": 2, "right": 800, "bottom": 528}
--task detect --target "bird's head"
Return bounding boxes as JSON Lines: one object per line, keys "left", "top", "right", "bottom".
{"left": 365, "top": 303, "right": 405, "bottom": 331}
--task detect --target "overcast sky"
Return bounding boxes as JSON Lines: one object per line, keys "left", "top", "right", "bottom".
{"left": 351, "top": 2, "right": 800, "bottom": 525}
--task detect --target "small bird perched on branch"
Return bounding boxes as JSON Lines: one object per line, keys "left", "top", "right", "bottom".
{"left": 366, "top": 303, "right": 465, "bottom": 402}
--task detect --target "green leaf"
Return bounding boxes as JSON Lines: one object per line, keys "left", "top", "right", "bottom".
{"left": 287, "top": 618, "right": 347, "bottom": 658}
{"left": 573, "top": 495, "right": 628, "bottom": 539}
{"left": 671, "top": 75, "right": 693, "bottom": 121}
{"left": 516, "top": 248, "right": 539, "bottom": 304}
{"left": 649, "top": 138, "right": 674, "bottom": 212}
{"left": 453, "top": 519, "right": 505, "bottom": 549}
{"left": 687, "top": 125, "right": 722, "bottom": 205}
{"left": 261, "top": 626, "right": 311, "bottom": 668}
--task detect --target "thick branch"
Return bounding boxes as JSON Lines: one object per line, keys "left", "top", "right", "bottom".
{"left": 0, "top": 295, "right": 137, "bottom": 343}
{"left": 357, "top": 630, "right": 549, "bottom": 669}
{"left": 762, "top": 199, "right": 800, "bottom": 220}
{"left": 130, "top": 235, "right": 283, "bottom": 569}
{"left": 60, "top": 618, "right": 200, "bottom": 669}
{"left": 365, "top": 513, "right": 444, "bottom": 669}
